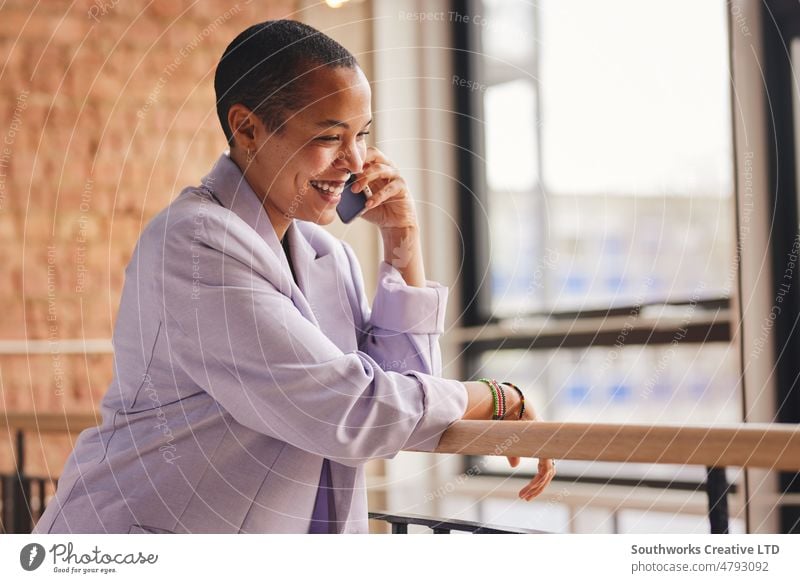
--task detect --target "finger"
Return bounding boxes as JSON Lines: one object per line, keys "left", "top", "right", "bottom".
{"left": 507, "top": 456, "right": 520, "bottom": 468}
{"left": 521, "top": 479, "right": 548, "bottom": 500}
{"left": 354, "top": 170, "right": 393, "bottom": 195}
{"left": 364, "top": 179, "right": 403, "bottom": 209}
{"left": 518, "top": 477, "right": 543, "bottom": 498}
{"left": 520, "top": 484, "right": 544, "bottom": 501}
{"left": 520, "top": 474, "right": 542, "bottom": 494}
{"left": 365, "top": 145, "right": 393, "bottom": 167}
{"left": 357, "top": 146, "right": 382, "bottom": 169}
{"left": 524, "top": 487, "right": 546, "bottom": 501}
{"left": 519, "top": 468, "right": 555, "bottom": 500}
{"left": 352, "top": 163, "right": 395, "bottom": 193}
{"left": 522, "top": 473, "right": 555, "bottom": 500}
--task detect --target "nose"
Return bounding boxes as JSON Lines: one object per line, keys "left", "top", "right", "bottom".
{"left": 333, "top": 141, "right": 365, "bottom": 176}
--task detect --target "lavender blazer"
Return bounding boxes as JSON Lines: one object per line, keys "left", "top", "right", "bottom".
{"left": 34, "top": 153, "right": 467, "bottom": 534}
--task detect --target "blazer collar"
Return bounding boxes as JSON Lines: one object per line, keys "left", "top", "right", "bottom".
{"left": 199, "top": 153, "right": 345, "bottom": 340}
{"left": 199, "top": 152, "right": 330, "bottom": 268}
{"left": 200, "top": 152, "right": 285, "bottom": 261}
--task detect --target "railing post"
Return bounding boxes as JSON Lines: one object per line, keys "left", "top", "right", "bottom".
{"left": 1, "top": 474, "right": 7, "bottom": 533}
{"left": 12, "top": 429, "right": 31, "bottom": 534}
{"left": 706, "top": 467, "right": 730, "bottom": 534}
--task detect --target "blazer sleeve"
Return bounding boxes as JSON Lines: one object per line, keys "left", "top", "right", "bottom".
{"left": 340, "top": 241, "right": 448, "bottom": 379}
{"left": 158, "top": 214, "right": 467, "bottom": 468}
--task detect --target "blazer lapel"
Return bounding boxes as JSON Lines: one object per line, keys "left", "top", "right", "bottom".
{"left": 285, "top": 223, "right": 361, "bottom": 532}
{"left": 286, "top": 223, "right": 358, "bottom": 353}
{"left": 199, "top": 153, "right": 320, "bottom": 327}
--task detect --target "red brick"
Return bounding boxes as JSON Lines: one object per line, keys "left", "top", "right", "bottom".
{"left": 1, "top": 1, "right": 299, "bottom": 461}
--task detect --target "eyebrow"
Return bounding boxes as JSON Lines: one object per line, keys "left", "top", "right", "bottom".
{"left": 314, "top": 118, "right": 373, "bottom": 130}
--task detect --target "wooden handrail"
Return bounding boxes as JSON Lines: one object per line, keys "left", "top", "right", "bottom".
{"left": 413, "top": 420, "right": 800, "bottom": 470}
{"left": 3, "top": 413, "right": 800, "bottom": 470}
{"left": 0, "top": 412, "right": 99, "bottom": 434}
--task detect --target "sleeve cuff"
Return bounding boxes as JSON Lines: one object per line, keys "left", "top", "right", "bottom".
{"left": 403, "top": 373, "right": 467, "bottom": 452}
{"left": 370, "top": 261, "right": 449, "bottom": 334}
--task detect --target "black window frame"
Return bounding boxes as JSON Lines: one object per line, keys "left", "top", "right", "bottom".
{"left": 762, "top": 0, "right": 800, "bottom": 534}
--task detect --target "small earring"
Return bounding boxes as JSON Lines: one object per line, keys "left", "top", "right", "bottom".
{"left": 246, "top": 148, "right": 254, "bottom": 163}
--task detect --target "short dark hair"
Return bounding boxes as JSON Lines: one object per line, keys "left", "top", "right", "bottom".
{"left": 214, "top": 20, "right": 359, "bottom": 146}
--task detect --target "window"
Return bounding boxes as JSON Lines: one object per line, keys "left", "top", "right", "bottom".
{"left": 476, "top": 0, "right": 734, "bottom": 316}
{"left": 454, "top": 0, "right": 740, "bottom": 532}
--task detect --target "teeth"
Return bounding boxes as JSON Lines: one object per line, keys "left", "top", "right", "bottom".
{"left": 310, "top": 180, "right": 344, "bottom": 194}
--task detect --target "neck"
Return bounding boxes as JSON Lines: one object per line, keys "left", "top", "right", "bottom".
{"left": 262, "top": 202, "right": 291, "bottom": 242}
{"left": 230, "top": 147, "right": 291, "bottom": 241}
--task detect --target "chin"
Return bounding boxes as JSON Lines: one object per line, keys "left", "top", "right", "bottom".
{"left": 316, "top": 212, "right": 338, "bottom": 226}
{"left": 302, "top": 209, "right": 338, "bottom": 226}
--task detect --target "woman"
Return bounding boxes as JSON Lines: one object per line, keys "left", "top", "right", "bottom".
{"left": 35, "top": 20, "right": 554, "bottom": 534}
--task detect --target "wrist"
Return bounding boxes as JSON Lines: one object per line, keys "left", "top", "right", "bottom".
{"left": 505, "top": 387, "right": 523, "bottom": 419}
{"left": 502, "top": 382, "right": 526, "bottom": 420}
{"left": 380, "top": 225, "right": 426, "bottom": 286}
{"left": 380, "top": 224, "right": 420, "bottom": 241}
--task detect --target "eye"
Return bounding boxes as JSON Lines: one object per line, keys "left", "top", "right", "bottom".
{"left": 315, "top": 131, "right": 370, "bottom": 143}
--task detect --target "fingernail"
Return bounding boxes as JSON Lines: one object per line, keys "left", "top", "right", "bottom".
{"left": 352, "top": 182, "right": 361, "bottom": 193}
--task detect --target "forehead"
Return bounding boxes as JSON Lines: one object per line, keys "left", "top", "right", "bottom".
{"left": 293, "top": 66, "right": 372, "bottom": 128}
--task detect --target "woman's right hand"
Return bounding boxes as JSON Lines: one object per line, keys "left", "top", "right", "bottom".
{"left": 512, "top": 398, "right": 556, "bottom": 501}
{"left": 462, "top": 380, "right": 556, "bottom": 500}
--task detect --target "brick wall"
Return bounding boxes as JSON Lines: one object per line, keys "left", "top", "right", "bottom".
{"left": 0, "top": 0, "right": 298, "bottom": 477}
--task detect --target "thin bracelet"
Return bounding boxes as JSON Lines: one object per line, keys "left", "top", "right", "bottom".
{"left": 477, "top": 378, "right": 505, "bottom": 420}
{"left": 501, "top": 381, "right": 525, "bottom": 419}
{"left": 492, "top": 378, "right": 506, "bottom": 419}
{"left": 495, "top": 379, "right": 506, "bottom": 419}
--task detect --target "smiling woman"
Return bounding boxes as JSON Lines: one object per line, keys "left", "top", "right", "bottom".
{"left": 238, "top": 67, "right": 371, "bottom": 219}
{"left": 217, "top": 24, "right": 374, "bottom": 237}
{"left": 32, "top": 19, "right": 554, "bottom": 535}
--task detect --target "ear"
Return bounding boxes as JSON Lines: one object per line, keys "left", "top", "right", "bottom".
{"left": 227, "top": 104, "right": 260, "bottom": 152}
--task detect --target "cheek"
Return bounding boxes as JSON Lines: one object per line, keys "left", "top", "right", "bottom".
{"left": 301, "top": 146, "right": 339, "bottom": 177}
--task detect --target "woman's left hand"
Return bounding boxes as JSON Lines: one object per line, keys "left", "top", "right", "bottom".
{"left": 350, "top": 146, "right": 418, "bottom": 230}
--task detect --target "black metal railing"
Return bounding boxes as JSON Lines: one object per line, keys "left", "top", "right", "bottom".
{"left": 369, "top": 467, "right": 732, "bottom": 535}
{"left": 705, "top": 467, "right": 732, "bottom": 534}
{"left": 1, "top": 429, "right": 53, "bottom": 533}
{"left": 368, "top": 512, "right": 546, "bottom": 534}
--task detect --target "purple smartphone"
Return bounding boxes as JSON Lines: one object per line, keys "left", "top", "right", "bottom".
{"left": 336, "top": 174, "right": 369, "bottom": 223}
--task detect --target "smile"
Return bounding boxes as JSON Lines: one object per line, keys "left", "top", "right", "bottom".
{"left": 310, "top": 180, "right": 345, "bottom": 196}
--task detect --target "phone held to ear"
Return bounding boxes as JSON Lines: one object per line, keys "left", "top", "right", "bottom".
{"left": 336, "top": 174, "right": 370, "bottom": 224}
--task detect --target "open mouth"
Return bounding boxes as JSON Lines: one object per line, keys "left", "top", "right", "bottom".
{"left": 309, "top": 180, "right": 345, "bottom": 201}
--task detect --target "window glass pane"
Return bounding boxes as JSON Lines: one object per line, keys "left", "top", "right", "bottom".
{"left": 484, "top": 79, "right": 541, "bottom": 315}
{"left": 792, "top": 38, "right": 800, "bottom": 197}
{"left": 482, "top": 0, "right": 536, "bottom": 66}
{"left": 479, "top": 0, "right": 734, "bottom": 313}
{"left": 488, "top": 191, "right": 545, "bottom": 315}
{"left": 484, "top": 80, "right": 538, "bottom": 191}
{"left": 549, "top": 196, "right": 734, "bottom": 310}
{"left": 539, "top": 0, "right": 733, "bottom": 196}
{"left": 475, "top": 344, "right": 739, "bottom": 426}
{"left": 473, "top": 343, "right": 740, "bottom": 480}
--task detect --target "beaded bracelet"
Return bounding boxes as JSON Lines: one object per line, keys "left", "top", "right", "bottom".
{"left": 501, "top": 381, "right": 526, "bottom": 420}
{"left": 477, "top": 378, "right": 506, "bottom": 420}
{"left": 494, "top": 379, "right": 507, "bottom": 419}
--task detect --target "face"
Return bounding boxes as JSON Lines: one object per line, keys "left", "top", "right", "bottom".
{"left": 229, "top": 66, "right": 372, "bottom": 236}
